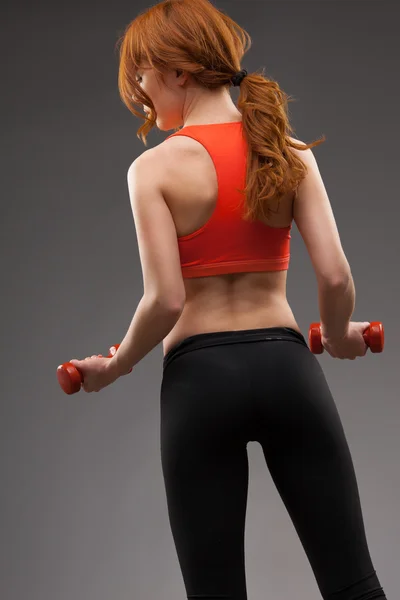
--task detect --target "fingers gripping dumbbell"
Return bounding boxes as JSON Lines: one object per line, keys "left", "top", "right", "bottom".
{"left": 308, "top": 321, "right": 384, "bottom": 355}
{"left": 57, "top": 344, "right": 131, "bottom": 395}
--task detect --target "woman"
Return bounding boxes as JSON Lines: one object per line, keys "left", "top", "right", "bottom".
{"left": 115, "top": 1, "right": 388, "bottom": 598}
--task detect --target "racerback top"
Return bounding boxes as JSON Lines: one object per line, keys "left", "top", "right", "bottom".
{"left": 165, "top": 121, "right": 292, "bottom": 279}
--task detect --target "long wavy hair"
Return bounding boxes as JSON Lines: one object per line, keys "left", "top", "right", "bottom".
{"left": 116, "top": 0, "right": 325, "bottom": 223}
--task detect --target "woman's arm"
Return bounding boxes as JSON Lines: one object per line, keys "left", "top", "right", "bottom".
{"left": 292, "top": 144, "right": 355, "bottom": 339}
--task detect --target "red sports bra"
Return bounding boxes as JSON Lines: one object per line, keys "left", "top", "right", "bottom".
{"left": 165, "top": 121, "right": 291, "bottom": 279}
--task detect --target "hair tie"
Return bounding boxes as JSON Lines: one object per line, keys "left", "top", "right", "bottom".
{"left": 231, "top": 69, "right": 248, "bottom": 87}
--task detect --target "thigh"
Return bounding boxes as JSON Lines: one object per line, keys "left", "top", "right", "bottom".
{"left": 257, "top": 346, "right": 378, "bottom": 598}
{"left": 160, "top": 350, "right": 252, "bottom": 599}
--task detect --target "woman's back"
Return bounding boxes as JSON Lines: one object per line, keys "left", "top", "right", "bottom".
{"left": 159, "top": 121, "right": 301, "bottom": 356}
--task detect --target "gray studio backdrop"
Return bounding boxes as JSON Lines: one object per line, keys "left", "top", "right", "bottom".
{"left": 1, "top": 1, "right": 398, "bottom": 599}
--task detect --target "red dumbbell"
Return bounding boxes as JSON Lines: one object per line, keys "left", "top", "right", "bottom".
{"left": 57, "top": 344, "right": 131, "bottom": 395}
{"left": 308, "top": 321, "right": 384, "bottom": 355}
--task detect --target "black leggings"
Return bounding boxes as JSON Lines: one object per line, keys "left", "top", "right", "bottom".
{"left": 160, "top": 327, "right": 387, "bottom": 600}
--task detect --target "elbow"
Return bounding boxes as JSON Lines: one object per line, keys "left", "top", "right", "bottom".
{"left": 318, "top": 271, "right": 352, "bottom": 289}
{"left": 163, "top": 292, "right": 186, "bottom": 313}
{"left": 149, "top": 294, "right": 185, "bottom": 314}
{"left": 317, "top": 257, "right": 353, "bottom": 288}
{"left": 168, "top": 300, "right": 185, "bottom": 314}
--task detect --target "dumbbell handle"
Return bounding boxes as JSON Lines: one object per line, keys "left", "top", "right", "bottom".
{"left": 308, "top": 321, "right": 384, "bottom": 355}
{"left": 57, "top": 343, "right": 130, "bottom": 395}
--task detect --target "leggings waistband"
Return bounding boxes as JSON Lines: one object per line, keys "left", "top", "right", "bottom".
{"left": 163, "top": 327, "right": 308, "bottom": 371}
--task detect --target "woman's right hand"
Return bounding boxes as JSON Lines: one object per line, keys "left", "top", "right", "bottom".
{"left": 321, "top": 321, "right": 371, "bottom": 360}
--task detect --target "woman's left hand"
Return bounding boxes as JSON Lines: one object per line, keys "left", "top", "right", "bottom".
{"left": 69, "top": 355, "right": 120, "bottom": 393}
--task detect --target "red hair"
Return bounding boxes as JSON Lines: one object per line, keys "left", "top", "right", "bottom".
{"left": 117, "top": 0, "right": 325, "bottom": 223}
